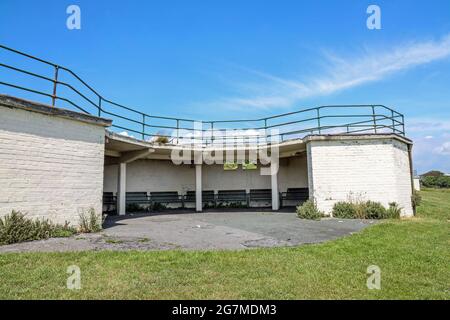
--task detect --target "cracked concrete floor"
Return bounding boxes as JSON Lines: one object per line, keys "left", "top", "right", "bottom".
{"left": 0, "top": 211, "right": 376, "bottom": 253}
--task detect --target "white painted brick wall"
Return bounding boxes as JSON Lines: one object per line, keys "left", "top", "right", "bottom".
{"left": 307, "top": 138, "right": 413, "bottom": 217}
{"left": 0, "top": 107, "right": 106, "bottom": 226}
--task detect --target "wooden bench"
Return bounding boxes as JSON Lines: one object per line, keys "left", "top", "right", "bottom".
{"left": 150, "top": 191, "right": 184, "bottom": 207}
{"left": 126, "top": 192, "right": 150, "bottom": 205}
{"left": 280, "top": 188, "right": 309, "bottom": 207}
{"left": 125, "top": 192, "right": 151, "bottom": 212}
{"left": 185, "top": 190, "right": 216, "bottom": 206}
{"left": 249, "top": 189, "right": 272, "bottom": 206}
{"left": 217, "top": 190, "right": 249, "bottom": 207}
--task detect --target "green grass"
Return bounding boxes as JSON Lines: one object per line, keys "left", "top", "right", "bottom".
{"left": 0, "top": 189, "right": 449, "bottom": 299}
{"left": 416, "top": 188, "right": 450, "bottom": 221}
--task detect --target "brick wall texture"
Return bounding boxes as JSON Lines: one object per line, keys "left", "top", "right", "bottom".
{"left": 0, "top": 106, "right": 106, "bottom": 226}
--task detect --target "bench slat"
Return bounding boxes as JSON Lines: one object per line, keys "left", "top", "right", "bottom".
{"left": 150, "top": 191, "right": 183, "bottom": 202}
{"left": 249, "top": 189, "right": 272, "bottom": 201}
{"left": 126, "top": 192, "right": 149, "bottom": 204}
{"left": 217, "top": 190, "right": 247, "bottom": 201}
{"left": 280, "top": 188, "right": 309, "bottom": 207}
{"left": 185, "top": 190, "right": 215, "bottom": 202}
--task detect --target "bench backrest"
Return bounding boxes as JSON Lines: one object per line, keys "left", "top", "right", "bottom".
{"left": 202, "top": 190, "right": 215, "bottom": 201}
{"left": 103, "top": 192, "right": 116, "bottom": 204}
{"left": 285, "top": 188, "right": 309, "bottom": 200}
{"left": 185, "top": 191, "right": 196, "bottom": 201}
{"left": 249, "top": 189, "right": 272, "bottom": 200}
{"left": 185, "top": 190, "right": 215, "bottom": 202}
{"left": 103, "top": 192, "right": 114, "bottom": 199}
{"left": 126, "top": 192, "right": 149, "bottom": 203}
{"left": 217, "top": 190, "right": 247, "bottom": 201}
{"left": 150, "top": 191, "right": 180, "bottom": 202}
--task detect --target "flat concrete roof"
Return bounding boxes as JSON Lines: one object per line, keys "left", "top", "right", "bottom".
{"left": 105, "top": 130, "right": 414, "bottom": 162}
{"left": 105, "top": 129, "right": 308, "bottom": 160}
{"left": 0, "top": 94, "right": 112, "bottom": 127}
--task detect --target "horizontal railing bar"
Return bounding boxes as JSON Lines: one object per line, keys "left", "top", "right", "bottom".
{"left": 0, "top": 81, "right": 55, "bottom": 99}
{"left": 0, "top": 45, "right": 58, "bottom": 67}
{"left": 100, "top": 109, "right": 146, "bottom": 126}
{"left": 110, "top": 124, "right": 148, "bottom": 137}
{"left": 58, "top": 67, "right": 102, "bottom": 98}
{"left": 0, "top": 63, "right": 55, "bottom": 82}
{"left": 57, "top": 81, "right": 100, "bottom": 110}
{"left": 101, "top": 97, "right": 196, "bottom": 122}
{"left": 144, "top": 122, "right": 403, "bottom": 142}
{"left": 264, "top": 113, "right": 399, "bottom": 130}
{"left": 55, "top": 96, "right": 90, "bottom": 114}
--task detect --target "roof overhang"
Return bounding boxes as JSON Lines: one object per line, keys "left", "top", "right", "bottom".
{"left": 105, "top": 131, "right": 413, "bottom": 164}
{"left": 105, "top": 130, "right": 308, "bottom": 162}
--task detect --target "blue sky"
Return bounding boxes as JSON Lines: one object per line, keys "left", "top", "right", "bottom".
{"left": 1, "top": 0, "right": 449, "bottom": 173}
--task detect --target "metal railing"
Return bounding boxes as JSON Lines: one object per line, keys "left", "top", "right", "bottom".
{"left": 0, "top": 44, "right": 405, "bottom": 146}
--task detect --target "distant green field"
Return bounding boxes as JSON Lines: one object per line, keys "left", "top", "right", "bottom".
{"left": 0, "top": 189, "right": 448, "bottom": 299}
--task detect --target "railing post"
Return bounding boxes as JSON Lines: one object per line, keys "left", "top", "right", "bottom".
{"left": 316, "top": 108, "right": 321, "bottom": 134}
{"left": 98, "top": 96, "right": 102, "bottom": 117}
{"left": 264, "top": 119, "right": 268, "bottom": 143}
{"left": 391, "top": 110, "right": 395, "bottom": 134}
{"left": 401, "top": 115, "right": 405, "bottom": 136}
{"left": 372, "top": 106, "right": 377, "bottom": 133}
{"left": 211, "top": 122, "right": 214, "bottom": 146}
{"left": 142, "top": 114, "right": 145, "bottom": 140}
{"left": 51, "top": 66, "right": 59, "bottom": 106}
{"left": 176, "top": 119, "right": 179, "bottom": 144}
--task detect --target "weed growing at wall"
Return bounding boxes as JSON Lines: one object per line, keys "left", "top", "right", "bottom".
{"left": 332, "top": 202, "right": 357, "bottom": 219}
{"left": 78, "top": 208, "right": 102, "bottom": 233}
{"left": 332, "top": 201, "right": 402, "bottom": 219}
{"left": 296, "top": 200, "right": 324, "bottom": 220}
{"left": 0, "top": 211, "right": 76, "bottom": 245}
{"left": 385, "top": 202, "right": 402, "bottom": 219}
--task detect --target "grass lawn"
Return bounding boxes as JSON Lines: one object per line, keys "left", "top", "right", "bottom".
{"left": 0, "top": 189, "right": 448, "bottom": 299}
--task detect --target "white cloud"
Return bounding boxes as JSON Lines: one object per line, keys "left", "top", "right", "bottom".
{"left": 118, "top": 131, "right": 135, "bottom": 138}
{"left": 433, "top": 141, "right": 450, "bottom": 155}
{"left": 407, "top": 118, "right": 450, "bottom": 133}
{"left": 209, "top": 34, "right": 450, "bottom": 110}
{"left": 406, "top": 118, "right": 450, "bottom": 172}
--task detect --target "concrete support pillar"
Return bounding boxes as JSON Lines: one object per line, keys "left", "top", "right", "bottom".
{"left": 117, "top": 163, "right": 127, "bottom": 215}
{"left": 271, "top": 166, "right": 279, "bottom": 210}
{"left": 195, "top": 164, "right": 202, "bottom": 212}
